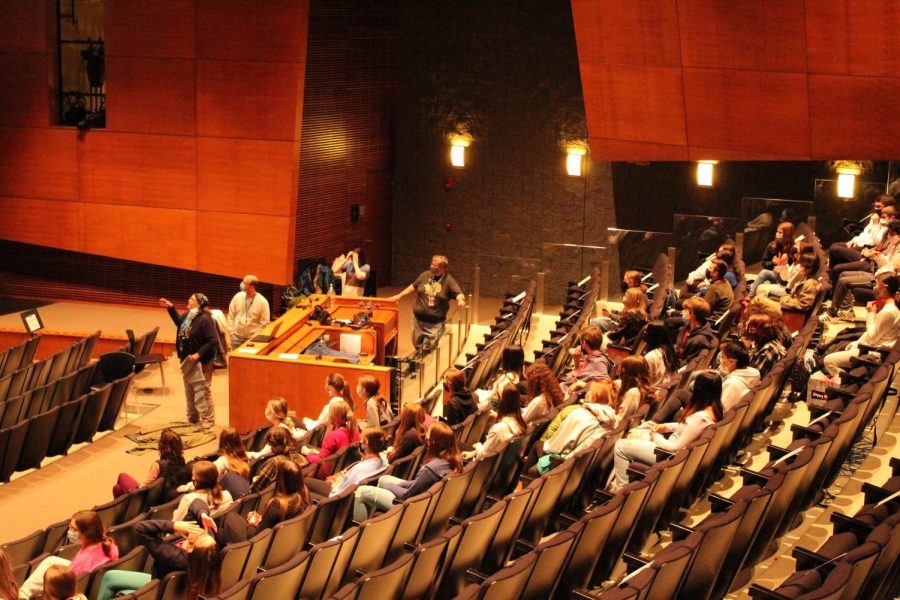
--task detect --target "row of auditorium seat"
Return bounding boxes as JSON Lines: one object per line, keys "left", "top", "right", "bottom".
{"left": 0, "top": 331, "right": 100, "bottom": 427}
{"left": 0, "top": 335, "right": 42, "bottom": 379}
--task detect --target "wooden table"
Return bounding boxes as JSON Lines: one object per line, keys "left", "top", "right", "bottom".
{"left": 227, "top": 295, "right": 399, "bottom": 432}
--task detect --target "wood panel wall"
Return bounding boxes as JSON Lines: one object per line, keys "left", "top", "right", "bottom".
{"left": 293, "top": 1, "right": 399, "bottom": 285}
{"left": 0, "top": 0, "right": 309, "bottom": 285}
{"left": 571, "top": 0, "right": 900, "bottom": 160}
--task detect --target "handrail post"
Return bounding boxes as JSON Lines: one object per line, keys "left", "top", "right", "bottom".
{"left": 467, "top": 293, "right": 473, "bottom": 338}
{"left": 435, "top": 344, "right": 441, "bottom": 385}
{"left": 536, "top": 271, "right": 545, "bottom": 315}
{"left": 667, "top": 246, "right": 677, "bottom": 286}
{"left": 600, "top": 261, "right": 610, "bottom": 303}
{"left": 418, "top": 356, "right": 424, "bottom": 398}
{"left": 471, "top": 265, "right": 480, "bottom": 326}
{"left": 807, "top": 215, "right": 817, "bottom": 234}
{"left": 735, "top": 232, "right": 745, "bottom": 262}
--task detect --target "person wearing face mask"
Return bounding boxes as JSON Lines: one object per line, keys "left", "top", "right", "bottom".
{"left": 674, "top": 297, "right": 715, "bottom": 366}
{"left": 827, "top": 221, "right": 900, "bottom": 319}
{"left": 829, "top": 205, "right": 898, "bottom": 283}
{"left": 18, "top": 511, "right": 119, "bottom": 599}
{"left": 159, "top": 293, "right": 219, "bottom": 429}
{"left": 226, "top": 274, "right": 270, "bottom": 350}
{"left": 718, "top": 341, "right": 760, "bottom": 412}
{"left": 823, "top": 275, "right": 900, "bottom": 376}
{"left": 358, "top": 375, "right": 393, "bottom": 427}
{"left": 389, "top": 254, "right": 466, "bottom": 356}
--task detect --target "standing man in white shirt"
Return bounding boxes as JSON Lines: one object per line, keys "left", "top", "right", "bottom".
{"left": 227, "top": 275, "right": 270, "bottom": 349}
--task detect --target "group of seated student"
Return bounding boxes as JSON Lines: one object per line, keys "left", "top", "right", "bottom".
{"left": 20, "top": 223, "right": 895, "bottom": 600}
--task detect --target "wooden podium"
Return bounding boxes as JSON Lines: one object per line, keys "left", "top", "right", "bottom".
{"left": 227, "top": 294, "right": 399, "bottom": 432}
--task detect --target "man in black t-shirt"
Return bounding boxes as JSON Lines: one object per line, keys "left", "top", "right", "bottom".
{"left": 391, "top": 255, "right": 466, "bottom": 355}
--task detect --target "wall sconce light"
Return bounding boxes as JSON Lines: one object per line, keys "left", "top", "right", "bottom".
{"left": 450, "top": 139, "right": 469, "bottom": 168}
{"left": 836, "top": 166, "right": 860, "bottom": 199}
{"left": 566, "top": 148, "right": 586, "bottom": 177}
{"left": 696, "top": 160, "right": 718, "bottom": 187}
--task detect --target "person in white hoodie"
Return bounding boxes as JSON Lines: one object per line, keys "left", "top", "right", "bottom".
{"left": 526, "top": 380, "right": 618, "bottom": 476}
{"left": 718, "top": 341, "right": 760, "bottom": 412}
{"left": 824, "top": 274, "right": 900, "bottom": 376}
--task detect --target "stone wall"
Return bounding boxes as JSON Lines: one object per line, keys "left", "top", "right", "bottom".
{"left": 392, "top": 0, "right": 617, "bottom": 305}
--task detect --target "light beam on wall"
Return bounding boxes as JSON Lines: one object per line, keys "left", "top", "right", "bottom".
{"left": 696, "top": 160, "right": 717, "bottom": 187}
{"left": 450, "top": 139, "right": 469, "bottom": 168}
{"left": 566, "top": 148, "right": 586, "bottom": 177}
{"left": 836, "top": 165, "right": 860, "bottom": 199}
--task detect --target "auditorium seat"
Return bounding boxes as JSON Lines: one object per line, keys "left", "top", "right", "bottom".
{"left": 385, "top": 486, "right": 438, "bottom": 559}
{"left": 262, "top": 504, "right": 315, "bottom": 570}
{"left": 402, "top": 528, "right": 455, "bottom": 599}
{"left": 98, "top": 373, "right": 135, "bottom": 432}
{"left": 421, "top": 460, "right": 475, "bottom": 541}
{"left": 73, "top": 383, "right": 112, "bottom": 444}
{"left": 435, "top": 498, "right": 506, "bottom": 599}
{"left": 16, "top": 406, "right": 60, "bottom": 471}
{"left": 308, "top": 484, "right": 355, "bottom": 545}
{"left": 344, "top": 552, "right": 414, "bottom": 600}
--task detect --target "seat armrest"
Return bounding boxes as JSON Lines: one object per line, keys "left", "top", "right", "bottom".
{"left": 825, "top": 386, "right": 854, "bottom": 400}
{"left": 570, "top": 590, "right": 597, "bottom": 600}
{"left": 766, "top": 444, "right": 788, "bottom": 461}
{"left": 740, "top": 468, "right": 770, "bottom": 487}
{"left": 622, "top": 552, "right": 649, "bottom": 572}
{"left": 862, "top": 482, "right": 896, "bottom": 505}
{"left": 891, "top": 456, "right": 900, "bottom": 475}
{"left": 789, "top": 424, "right": 823, "bottom": 440}
{"left": 748, "top": 584, "right": 791, "bottom": 600}
{"left": 626, "top": 466, "right": 648, "bottom": 482}
{"left": 809, "top": 404, "right": 841, "bottom": 420}
{"left": 857, "top": 343, "right": 888, "bottom": 358}
{"left": 671, "top": 523, "right": 693, "bottom": 542}
{"left": 465, "top": 568, "right": 490, "bottom": 584}
{"left": 830, "top": 512, "right": 873, "bottom": 538}
{"left": 791, "top": 546, "right": 828, "bottom": 571}
{"left": 654, "top": 448, "right": 675, "bottom": 461}
{"left": 709, "top": 493, "right": 734, "bottom": 513}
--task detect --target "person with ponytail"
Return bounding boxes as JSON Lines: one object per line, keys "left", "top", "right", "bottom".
{"left": 353, "top": 422, "right": 462, "bottom": 520}
{"left": 303, "top": 372, "right": 356, "bottom": 429}
{"left": 159, "top": 293, "right": 218, "bottom": 429}
{"left": 243, "top": 458, "right": 311, "bottom": 537}
{"left": 19, "top": 511, "right": 119, "bottom": 598}
{"left": 359, "top": 376, "right": 393, "bottom": 427}
{"left": 248, "top": 397, "right": 304, "bottom": 459}
{"left": 173, "top": 461, "right": 233, "bottom": 522}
